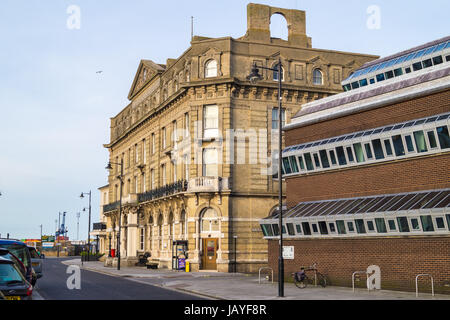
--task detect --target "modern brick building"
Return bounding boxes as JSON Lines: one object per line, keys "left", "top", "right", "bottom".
{"left": 100, "top": 3, "right": 376, "bottom": 272}
{"left": 260, "top": 36, "right": 450, "bottom": 292}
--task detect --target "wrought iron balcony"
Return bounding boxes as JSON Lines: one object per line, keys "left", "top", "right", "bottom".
{"left": 93, "top": 222, "right": 107, "bottom": 231}
{"left": 103, "top": 201, "right": 119, "bottom": 213}
{"left": 137, "top": 180, "right": 188, "bottom": 203}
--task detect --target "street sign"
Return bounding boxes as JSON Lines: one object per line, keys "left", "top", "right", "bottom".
{"left": 282, "top": 246, "right": 294, "bottom": 260}
{"left": 42, "top": 242, "right": 54, "bottom": 248}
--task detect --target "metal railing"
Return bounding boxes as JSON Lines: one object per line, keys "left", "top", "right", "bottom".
{"left": 259, "top": 267, "right": 274, "bottom": 284}
{"left": 103, "top": 201, "right": 119, "bottom": 213}
{"left": 137, "top": 180, "right": 188, "bottom": 203}
{"left": 415, "top": 274, "right": 434, "bottom": 298}
{"left": 352, "top": 271, "right": 369, "bottom": 292}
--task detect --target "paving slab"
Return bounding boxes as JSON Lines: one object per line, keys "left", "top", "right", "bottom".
{"left": 61, "top": 258, "right": 450, "bottom": 300}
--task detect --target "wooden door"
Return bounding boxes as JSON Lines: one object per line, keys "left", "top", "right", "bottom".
{"left": 202, "top": 238, "right": 217, "bottom": 270}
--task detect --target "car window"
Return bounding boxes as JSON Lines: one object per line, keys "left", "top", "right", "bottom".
{"left": 0, "top": 264, "right": 24, "bottom": 285}
{"left": 29, "top": 248, "right": 40, "bottom": 259}
{"left": 1, "top": 244, "right": 30, "bottom": 267}
{"left": 6, "top": 253, "right": 26, "bottom": 275}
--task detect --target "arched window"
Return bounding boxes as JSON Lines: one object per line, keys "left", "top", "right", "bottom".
{"left": 157, "top": 214, "right": 164, "bottom": 250}
{"left": 313, "top": 69, "right": 323, "bottom": 85}
{"left": 168, "top": 212, "right": 174, "bottom": 237}
{"left": 205, "top": 59, "right": 218, "bottom": 78}
{"left": 180, "top": 210, "right": 186, "bottom": 237}
{"left": 201, "top": 208, "right": 219, "bottom": 233}
{"left": 270, "top": 13, "right": 288, "bottom": 40}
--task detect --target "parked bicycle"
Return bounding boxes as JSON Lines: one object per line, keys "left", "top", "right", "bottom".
{"left": 292, "top": 263, "right": 327, "bottom": 289}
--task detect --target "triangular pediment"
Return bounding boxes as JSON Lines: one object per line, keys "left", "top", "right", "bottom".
{"left": 128, "top": 60, "right": 165, "bottom": 100}
{"left": 308, "top": 55, "right": 330, "bottom": 66}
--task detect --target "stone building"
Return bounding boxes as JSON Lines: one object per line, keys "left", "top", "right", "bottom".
{"left": 101, "top": 3, "right": 376, "bottom": 272}
{"left": 260, "top": 36, "right": 450, "bottom": 292}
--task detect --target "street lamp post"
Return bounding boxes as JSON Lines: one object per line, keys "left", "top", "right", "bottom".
{"left": 80, "top": 191, "right": 92, "bottom": 261}
{"left": 247, "top": 58, "right": 285, "bottom": 297}
{"left": 106, "top": 159, "right": 124, "bottom": 270}
{"left": 108, "top": 233, "right": 112, "bottom": 257}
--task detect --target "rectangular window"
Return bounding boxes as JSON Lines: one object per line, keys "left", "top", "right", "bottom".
{"left": 388, "top": 219, "right": 396, "bottom": 231}
{"left": 422, "top": 59, "right": 433, "bottom": 68}
{"left": 304, "top": 153, "right": 314, "bottom": 171}
{"left": 432, "top": 55, "right": 443, "bottom": 65}
{"left": 295, "top": 224, "right": 302, "bottom": 234}
{"left": 392, "top": 135, "right": 406, "bottom": 156}
{"left": 336, "top": 220, "right": 346, "bottom": 234}
{"left": 376, "top": 73, "right": 385, "bottom": 82}
{"left": 260, "top": 224, "right": 273, "bottom": 237}
{"left": 435, "top": 217, "right": 446, "bottom": 229}
{"left": 204, "top": 105, "right": 219, "bottom": 138}
{"left": 286, "top": 223, "right": 295, "bottom": 236}
{"left": 394, "top": 68, "right": 403, "bottom": 77}
{"left": 161, "top": 127, "right": 166, "bottom": 149}
{"left": 135, "top": 144, "right": 139, "bottom": 163}
{"left": 202, "top": 148, "right": 218, "bottom": 177}
{"left": 272, "top": 224, "right": 280, "bottom": 236}
{"left": 355, "top": 219, "right": 366, "bottom": 234}
{"left": 427, "top": 131, "right": 438, "bottom": 148}
{"left": 371, "top": 139, "right": 385, "bottom": 160}
{"left": 311, "top": 223, "right": 319, "bottom": 233}
{"left": 446, "top": 215, "right": 450, "bottom": 231}
{"left": 319, "top": 150, "right": 330, "bottom": 168}
{"left": 272, "top": 108, "right": 286, "bottom": 130}
{"left": 353, "top": 143, "right": 365, "bottom": 163}
{"left": 364, "top": 143, "right": 373, "bottom": 159}
{"left": 367, "top": 220, "right": 375, "bottom": 232}
{"left": 328, "top": 223, "right": 336, "bottom": 233}
{"left": 437, "top": 126, "right": 450, "bottom": 149}
{"left": 385, "top": 70, "right": 394, "bottom": 79}
{"left": 313, "top": 153, "right": 321, "bottom": 168}
{"left": 297, "top": 156, "right": 305, "bottom": 170}
{"left": 420, "top": 216, "right": 434, "bottom": 232}
{"left": 161, "top": 164, "right": 166, "bottom": 186}
{"left": 336, "top": 147, "right": 347, "bottom": 165}
{"left": 185, "top": 112, "right": 190, "bottom": 137}
{"left": 282, "top": 158, "right": 292, "bottom": 174}
{"left": 412, "top": 62, "right": 423, "bottom": 71}
{"left": 410, "top": 218, "right": 420, "bottom": 231}
{"left": 405, "top": 135, "right": 415, "bottom": 152}
{"left": 397, "top": 217, "right": 410, "bottom": 232}
{"left": 329, "top": 150, "right": 337, "bottom": 165}
{"left": 347, "top": 221, "right": 355, "bottom": 232}
{"left": 302, "top": 222, "right": 312, "bottom": 235}
{"left": 384, "top": 139, "right": 393, "bottom": 156}
{"left": 346, "top": 147, "right": 354, "bottom": 162}
{"left": 289, "top": 156, "right": 299, "bottom": 173}
{"left": 318, "top": 222, "right": 328, "bottom": 235}
{"left": 375, "top": 218, "right": 387, "bottom": 233}
{"left": 413, "top": 131, "right": 428, "bottom": 153}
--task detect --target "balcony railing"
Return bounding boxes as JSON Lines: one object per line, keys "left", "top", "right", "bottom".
{"left": 137, "top": 180, "right": 188, "bottom": 203}
{"left": 187, "top": 176, "right": 230, "bottom": 193}
{"left": 93, "top": 222, "right": 107, "bottom": 231}
{"left": 103, "top": 201, "right": 119, "bottom": 213}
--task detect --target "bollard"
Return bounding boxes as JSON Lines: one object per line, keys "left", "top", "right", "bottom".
{"left": 186, "top": 261, "right": 190, "bottom": 272}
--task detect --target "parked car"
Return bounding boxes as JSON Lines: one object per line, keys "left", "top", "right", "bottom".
{"left": 0, "top": 240, "right": 33, "bottom": 285}
{"left": 0, "top": 248, "right": 27, "bottom": 280}
{"left": 27, "top": 247, "right": 43, "bottom": 279}
{"left": 0, "top": 255, "right": 33, "bottom": 300}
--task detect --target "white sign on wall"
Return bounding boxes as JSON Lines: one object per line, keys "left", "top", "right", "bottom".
{"left": 282, "top": 246, "right": 294, "bottom": 260}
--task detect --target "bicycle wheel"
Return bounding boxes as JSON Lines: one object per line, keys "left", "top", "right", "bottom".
{"left": 317, "top": 273, "right": 327, "bottom": 287}
{"left": 294, "top": 274, "right": 308, "bottom": 289}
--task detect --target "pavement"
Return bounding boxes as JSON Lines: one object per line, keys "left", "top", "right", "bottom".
{"left": 44, "top": 258, "right": 450, "bottom": 300}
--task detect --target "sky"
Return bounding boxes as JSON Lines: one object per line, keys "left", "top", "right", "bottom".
{"left": 0, "top": 0, "right": 449, "bottom": 240}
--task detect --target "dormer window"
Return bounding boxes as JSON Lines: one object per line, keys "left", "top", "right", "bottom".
{"left": 205, "top": 59, "right": 218, "bottom": 78}
{"left": 313, "top": 69, "right": 323, "bottom": 85}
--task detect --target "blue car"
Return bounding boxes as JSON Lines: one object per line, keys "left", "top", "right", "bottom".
{"left": 0, "top": 239, "right": 33, "bottom": 285}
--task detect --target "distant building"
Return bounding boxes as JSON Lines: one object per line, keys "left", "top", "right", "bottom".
{"left": 261, "top": 36, "right": 450, "bottom": 292}
{"left": 101, "top": 3, "right": 376, "bottom": 272}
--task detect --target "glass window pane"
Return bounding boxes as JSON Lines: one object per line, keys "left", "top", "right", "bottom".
{"left": 261, "top": 224, "right": 274, "bottom": 236}
{"left": 347, "top": 221, "right": 355, "bottom": 232}
{"left": 422, "top": 59, "right": 433, "bottom": 68}
{"left": 394, "top": 68, "right": 403, "bottom": 77}
{"left": 437, "top": 126, "right": 450, "bottom": 149}
{"left": 436, "top": 217, "right": 445, "bottom": 229}
{"left": 312, "top": 224, "right": 318, "bottom": 233}
{"left": 329, "top": 223, "right": 336, "bottom": 233}
{"left": 420, "top": 216, "right": 434, "bottom": 232}
{"left": 398, "top": 193, "right": 427, "bottom": 211}
{"left": 377, "top": 195, "right": 405, "bottom": 212}
{"left": 295, "top": 224, "right": 302, "bottom": 234}
{"left": 313, "top": 153, "right": 321, "bottom": 168}
{"left": 411, "top": 218, "right": 420, "bottom": 230}
{"left": 272, "top": 224, "right": 280, "bottom": 236}
{"left": 376, "top": 73, "right": 385, "bottom": 82}
{"left": 392, "top": 135, "right": 406, "bottom": 156}
{"left": 375, "top": 218, "right": 387, "bottom": 233}
{"left": 397, "top": 217, "right": 410, "bottom": 232}
{"left": 319, "top": 150, "right": 330, "bottom": 168}
{"left": 319, "top": 200, "right": 343, "bottom": 216}
{"left": 364, "top": 143, "right": 373, "bottom": 159}
{"left": 318, "top": 222, "right": 328, "bottom": 235}
{"left": 348, "top": 198, "right": 375, "bottom": 214}
{"left": 388, "top": 219, "right": 396, "bottom": 231}
{"left": 368, "top": 196, "right": 394, "bottom": 212}
{"left": 304, "top": 153, "right": 314, "bottom": 171}
{"left": 336, "top": 147, "right": 347, "bottom": 165}
{"left": 427, "top": 131, "right": 438, "bottom": 148}
{"left": 434, "top": 194, "right": 450, "bottom": 208}
{"left": 412, "top": 62, "right": 423, "bottom": 71}
{"left": 388, "top": 194, "right": 416, "bottom": 211}
{"left": 409, "top": 192, "right": 440, "bottom": 210}
{"left": 297, "top": 156, "right": 305, "bottom": 170}
{"left": 384, "top": 139, "right": 393, "bottom": 155}
{"left": 333, "top": 200, "right": 358, "bottom": 215}
{"left": 446, "top": 215, "right": 450, "bottom": 231}
{"left": 405, "top": 135, "right": 415, "bottom": 152}
{"left": 282, "top": 158, "right": 292, "bottom": 174}
{"left": 329, "top": 150, "right": 337, "bottom": 165}
{"left": 372, "top": 139, "right": 385, "bottom": 160}
{"left": 302, "top": 222, "right": 312, "bottom": 235}
{"left": 423, "top": 191, "right": 448, "bottom": 209}
{"left": 367, "top": 220, "right": 375, "bottom": 231}
{"left": 286, "top": 223, "right": 295, "bottom": 235}
{"left": 432, "top": 56, "right": 443, "bottom": 65}
{"left": 353, "top": 143, "right": 365, "bottom": 163}
{"left": 355, "top": 219, "right": 366, "bottom": 234}
{"left": 346, "top": 147, "right": 354, "bottom": 162}
{"left": 336, "top": 220, "right": 346, "bottom": 234}
{"left": 289, "top": 156, "right": 299, "bottom": 173}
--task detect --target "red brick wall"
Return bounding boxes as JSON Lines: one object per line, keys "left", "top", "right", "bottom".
{"left": 286, "top": 90, "right": 450, "bottom": 146}
{"left": 286, "top": 153, "right": 450, "bottom": 205}
{"left": 268, "top": 237, "right": 450, "bottom": 293}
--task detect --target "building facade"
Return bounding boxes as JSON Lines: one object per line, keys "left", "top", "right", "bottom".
{"left": 101, "top": 3, "right": 376, "bottom": 272}
{"left": 260, "top": 36, "right": 450, "bottom": 292}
